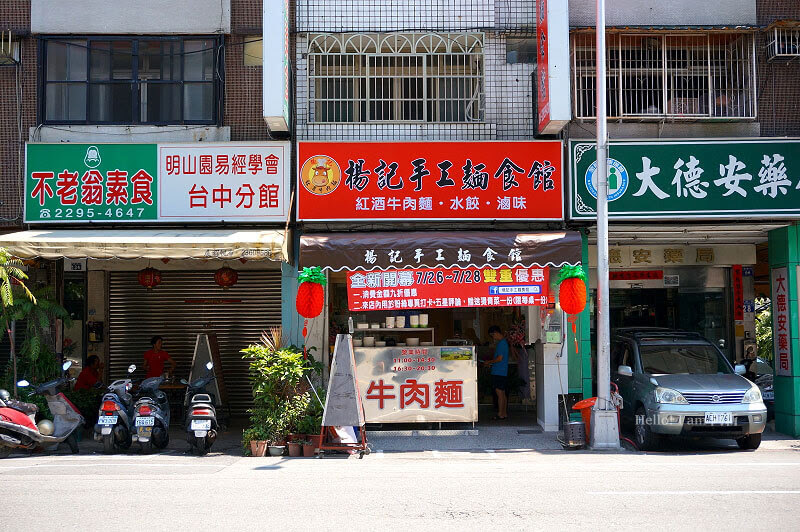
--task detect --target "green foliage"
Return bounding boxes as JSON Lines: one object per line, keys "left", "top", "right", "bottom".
{"left": 0, "top": 248, "right": 35, "bottom": 309}
{"left": 298, "top": 266, "right": 327, "bottom": 286}
{"left": 755, "top": 298, "right": 773, "bottom": 362}
{"left": 1, "top": 286, "right": 72, "bottom": 385}
{"left": 241, "top": 331, "right": 324, "bottom": 449}
{"left": 297, "top": 413, "right": 322, "bottom": 436}
{"left": 64, "top": 388, "right": 103, "bottom": 426}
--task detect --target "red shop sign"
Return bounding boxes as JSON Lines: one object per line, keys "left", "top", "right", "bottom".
{"left": 347, "top": 266, "right": 551, "bottom": 311}
{"left": 297, "top": 141, "right": 563, "bottom": 221}
{"left": 732, "top": 264, "right": 744, "bottom": 321}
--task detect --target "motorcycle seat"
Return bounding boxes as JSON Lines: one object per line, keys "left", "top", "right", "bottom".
{"left": 6, "top": 399, "right": 38, "bottom": 415}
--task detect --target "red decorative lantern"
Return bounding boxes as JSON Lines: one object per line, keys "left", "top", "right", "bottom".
{"left": 558, "top": 265, "right": 588, "bottom": 352}
{"left": 214, "top": 266, "right": 239, "bottom": 289}
{"left": 138, "top": 267, "right": 162, "bottom": 290}
{"left": 296, "top": 267, "right": 326, "bottom": 320}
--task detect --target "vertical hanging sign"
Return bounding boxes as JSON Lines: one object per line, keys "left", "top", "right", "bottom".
{"left": 536, "top": 0, "right": 550, "bottom": 133}
{"left": 772, "top": 267, "right": 792, "bottom": 377}
{"left": 732, "top": 264, "right": 744, "bottom": 321}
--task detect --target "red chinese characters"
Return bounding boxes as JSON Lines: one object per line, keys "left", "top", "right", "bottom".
{"left": 30, "top": 172, "right": 55, "bottom": 206}
{"left": 364, "top": 378, "right": 465, "bottom": 410}
{"left": 772, "top": 268, "right": 792, "bottom": 376}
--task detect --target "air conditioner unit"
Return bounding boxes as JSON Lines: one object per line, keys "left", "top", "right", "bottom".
{"left": 766, "top": 22, "right": 800, "bottom": 61}
{"left": 0, "top": 30, "right": 20, "bottom": 66}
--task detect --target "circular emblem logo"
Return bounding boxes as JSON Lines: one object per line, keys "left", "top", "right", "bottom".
{"left": 84, "top": 145, "right": 102, "bottom": 169}
{"left": 712, "top": 395, "right": 721, "bottom": 403}
{"left": 585, "top": 158, "right": 628, "bottom": 202}
{"left": 300, "top": 155, "right": 341, "bottom": 196}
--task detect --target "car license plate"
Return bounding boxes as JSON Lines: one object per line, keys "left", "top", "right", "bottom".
{"left": 704, "top": 412, "right": 733, "bottom": 425}
{"left": 135, "top": 416, "right": 155, "bottom": 427}
{"left": 98, "top": 415, "right": 118, "bottom": 425}
{"left": 763, "top": 391, "right": 774, "bottom": 401}
{"left": 191, "top": 419, "right": 211, "bottom": 430}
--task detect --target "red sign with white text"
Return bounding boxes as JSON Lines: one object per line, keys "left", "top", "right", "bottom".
{"left": 536, "top": 0, "right": 550, "bottom": 132}
{"left": 297, "top": 141, "right": 563, "bottom": 221}
{"left": 347, "top": 266, "right": 551, "bottom": 311}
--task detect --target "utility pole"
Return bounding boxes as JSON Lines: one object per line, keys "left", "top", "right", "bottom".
{"left": 590, "top": 0, "right": 621, "bottom": 449}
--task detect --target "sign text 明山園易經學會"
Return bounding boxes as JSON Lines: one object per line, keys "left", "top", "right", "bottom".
{"left": 25, "top": 143, "right": 290, "bottom": 223}
{"left": 346, "top": 266, "right": 550, "bottom": 311}
{"left": 570, "top": 139, "right": 800, "bottom": 219}
{"left": 297, "top": 141, "right": 564, "bottom": 221}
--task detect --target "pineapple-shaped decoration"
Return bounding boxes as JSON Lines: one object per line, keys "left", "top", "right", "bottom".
{"left": 558, "top": 265, "right": 588, "bottom": 352}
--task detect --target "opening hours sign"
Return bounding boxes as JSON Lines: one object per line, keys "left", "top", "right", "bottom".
{"left": 25, "top": 142, "right": 290, "bottom": 223}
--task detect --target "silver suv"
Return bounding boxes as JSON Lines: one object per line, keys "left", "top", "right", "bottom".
{"left": 611, "top": 328, "right": 767, "bottom": 451}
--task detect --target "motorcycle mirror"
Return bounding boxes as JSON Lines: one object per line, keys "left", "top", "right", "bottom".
{"left": 128, "top": 364, "right": 137, "bottom": 373}
{"left": 62, "top": 361, "right": 72, "bottom": 371}
{"left": 180, "top": 379, "right": 188, "bottom": 385}
{"left": 17, "top": 380, "right": 30, "bottom": 387}
{"left": 206, "top": 361, "right": 213, "bottom": 370}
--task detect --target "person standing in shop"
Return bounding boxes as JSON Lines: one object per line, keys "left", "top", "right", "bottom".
{"left": 484, "top": 325, "right": 509, "bottom": 420}
{"left": 143, "top": 335, "right": 176, "bottom": 379}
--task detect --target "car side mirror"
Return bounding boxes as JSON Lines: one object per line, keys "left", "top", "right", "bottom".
{"left": 734, "top": 364, "right": 746, "bottom": 375}
{"left": 617, "top": 365, "right": 634, "bottom": 377}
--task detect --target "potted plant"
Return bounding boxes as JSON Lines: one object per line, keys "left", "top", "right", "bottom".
{"left": 242, "top": 426, "right": 270, "bottom": 457}
{"left": 301, "top": 439, "right": 316, "bottom": 457}
{"left": 297, "top": 413, "right": 323, "bottom": 449}
{"left": 287, "top": 440, "right": 302, "bottom": 457}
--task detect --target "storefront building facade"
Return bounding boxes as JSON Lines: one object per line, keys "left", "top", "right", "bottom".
{"left": 0, "top": 0, "right": 295, "bottom": 417}
{"left": 565, "top": 0, "right": 800, "bottom": 436}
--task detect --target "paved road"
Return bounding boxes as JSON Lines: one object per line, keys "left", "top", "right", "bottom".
{"left": 1, "top": 432, "right": 799, "bottom": 531}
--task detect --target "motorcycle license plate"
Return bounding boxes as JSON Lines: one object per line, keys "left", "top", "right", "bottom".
{"left": 190, "top": 419, "right": 211, "bottom": 430}
{"left": 704, "top": 412, "right": 733, "bottom": 425}
{"left": 135, "top": 416, "right": 155, "bottom": 427}
{"left": 98, "top": 415, "right": 118, "bottom": 425}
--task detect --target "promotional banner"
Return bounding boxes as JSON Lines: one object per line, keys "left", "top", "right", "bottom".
{"left": 297, "top": 141, "right": 564, "bottom": 221}
{"left": 346, "top": 266, "right": 550, "bottom": 311}
{"left": 569, "top": 139, "right": 800, "bottom": 219}
{"left": 25, "top": 142, "right": 290, "bottom": 223}
{"left": 355, "top": 346, "right": 478, "bottom": 423}
{"left": 536, "top": 0, "right": 550, "bottom": 132}
{"left": 772, "top": 267, "right": 792, "bottom": 377}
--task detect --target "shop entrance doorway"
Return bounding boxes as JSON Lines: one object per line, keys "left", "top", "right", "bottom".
{"left": 608, "top": 287, "right": 733, "bottom": 359}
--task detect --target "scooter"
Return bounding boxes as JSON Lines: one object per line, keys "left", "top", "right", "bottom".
{"left": 131, "top": 375, "right": 170, "bottom": 453}
{"left": 181, "top": 362, "right": 218, "bottom": 455}
{"left": 94, "top": 364, "right": 137, "bottom": 454}
{"left": 0, "top": 361, "right": 83, "bottom": 457}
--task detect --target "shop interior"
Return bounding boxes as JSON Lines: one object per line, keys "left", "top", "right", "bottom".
{"left": 327, "top": 272, "right": 541, "bottom": 422}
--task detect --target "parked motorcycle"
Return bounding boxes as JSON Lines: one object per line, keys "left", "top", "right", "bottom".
{"left": 131, "top": 376, "right": 170, "bottom": 453}
{"left": 0, "top": 361, "right": 83, "bottom": 457}
{"left": 181, "top": 361, "right": 218, "bottom": 455}
{"left": 94, "top": 364, "right": 137, "bottom": 454}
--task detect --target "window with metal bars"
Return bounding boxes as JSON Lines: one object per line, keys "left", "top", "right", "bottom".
{"left": 572, "top": 32, "right": 756, "bottom": 120}
{"left": 307, "top": 33, "right": 484, "bottom": 123}
{"left": 41, "top": 36, "right": 221, "bottom": 125}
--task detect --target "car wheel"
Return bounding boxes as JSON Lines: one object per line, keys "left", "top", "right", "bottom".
{"left": 736, "top": 433, "right": 762, "bottom": 450}
{"left": 635, "top": 406, "right": 661, "bottom": 451}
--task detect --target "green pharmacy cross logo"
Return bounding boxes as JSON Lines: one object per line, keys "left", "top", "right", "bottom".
{"left": 84, "top": 145, "right": 101, "bottom": 168}
{"left": 585, "top": 158, "right": 629, "bottom": 201}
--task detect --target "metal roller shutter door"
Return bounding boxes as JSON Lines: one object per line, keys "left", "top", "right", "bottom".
{"left": 108, "top": 270, "right": 281, "bottom": 417}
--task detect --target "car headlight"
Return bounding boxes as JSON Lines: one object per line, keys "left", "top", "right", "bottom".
{"left": 654, "top": 387, "right": 689, "bottom": 404}
{"left": 742, "top": 386, "right": 762, "bottom": 403}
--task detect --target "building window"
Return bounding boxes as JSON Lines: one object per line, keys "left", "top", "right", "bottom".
{"left": 307, "top": 32, "right": 484, "bottom": 123}
{"left": 42, "top": 36, "right": 221, "bottom": 125}
{"left": 571, "top": 33, "right": 756, "bottom": 119}
{"left": 506, "top": 38, "right": 536, "bottom": 64}
{"left": 243, "top": 36, "right": 262, "bottom": 67}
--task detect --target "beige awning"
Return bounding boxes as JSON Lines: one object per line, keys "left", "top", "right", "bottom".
{"left": 0, "top": 229, "right": 289, "bottom": 261}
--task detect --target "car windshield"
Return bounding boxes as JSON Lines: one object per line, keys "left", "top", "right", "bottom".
{"left": 638, "top": 344, "right": 731, "bottom": 375}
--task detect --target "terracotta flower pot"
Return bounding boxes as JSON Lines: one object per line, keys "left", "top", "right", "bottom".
{"left": 288, "top": 442, "right": 302, "bottom": 457}
{"left": 307, "top": 434, "right": 322, "bottom": 449}
{"left": 288, "top": 433, "right": 307, "bottom": 443}
{"left": 303, "top": 443, "right": 316, "bottom": 457}
{"left": 250, "top": 440, "right": 268, "bottom": 457}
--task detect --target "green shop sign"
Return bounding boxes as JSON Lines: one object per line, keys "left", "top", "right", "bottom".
{"left": 569, "top": 139, "right": 800, "bottom": 220}
{"left": 25, "top": 143, "right": 157, "bottom": 223}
